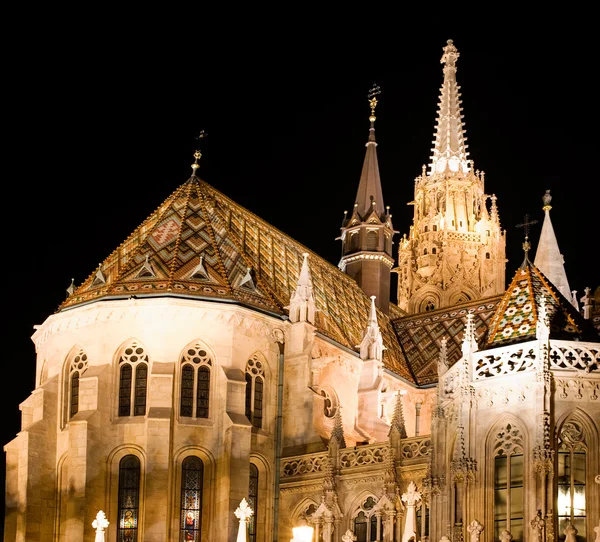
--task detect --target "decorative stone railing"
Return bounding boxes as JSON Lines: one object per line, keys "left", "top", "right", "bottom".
{"left": 281, "top": 436, "right": 432, "bottom": 479}
{"left": 473, "top": 344, "right": 537, "bottom": 380}
{"left": 549, "top": 341, "right": 599, "bottom": 372}
{"left": 282, "top": 451, "right": 328, "bottom": 477}
{"left": 399, "top": 436, "right": 432, "bottom": 460}
{"left": 470, "top": 340, "right": 599, "bottom": 381}
{"left": 339, "top": 442, "right": 387, "bottom": 468}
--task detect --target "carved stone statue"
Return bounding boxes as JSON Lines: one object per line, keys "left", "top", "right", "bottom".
{"left": 563, "top": 521, "right": 577, "bottom": 542}
{"left": 467, "top": 520, "right": 484, "bottom": 542}
{"left": 530, "top": 511, "right": 545, "bottom": 542}
{"left": 92, "top": 510, "right": 109, "bottom": 542}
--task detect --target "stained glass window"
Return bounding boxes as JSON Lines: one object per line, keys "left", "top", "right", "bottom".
{"left": 493, "top": 424, "right": 524, "bottom": 542}
{"left": 67, "top": 350, "right": 88, "bottom": 422}
{"left": 248, "top": 463, "right": 258, "bottom": 542}
{"left": 352, "top": 497, "right": 380, "bottom": 542}
{"left": 180, "top": 456, "right": 203, "bottom": 542}
{"left": 118, "top": 342, "right": 149, "bottom": 417}
{"left": 117, "top": 455, "right": 140, "bottom": 542}
{"left": 245, "top": 355, "right": 265, "bottom": 429}
{"left": 70, "top": 372, "right": 80, "bottom": 417}
{"left": 179, "top": 344, "right": 211, "bottom": 420}
{"left": 557, "top": 421, "right": 587, "bottom": 542}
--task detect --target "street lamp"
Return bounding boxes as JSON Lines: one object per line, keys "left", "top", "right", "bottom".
{"left": 291, "top": 525, "right": 314, "bottom": 542}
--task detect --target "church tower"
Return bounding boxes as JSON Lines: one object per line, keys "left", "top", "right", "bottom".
{"left": 338, "top": 85, "right": 396, "bottom": 314}
{"left": 394, "top": 40, "right": 506, "bottom": 314}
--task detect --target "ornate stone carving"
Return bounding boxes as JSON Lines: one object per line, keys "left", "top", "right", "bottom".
{"left": 467, "top": 520, "right": 483, "bottom": 542}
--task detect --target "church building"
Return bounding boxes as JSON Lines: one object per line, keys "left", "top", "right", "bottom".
{"left": 4, "top": 39, "right": 599, "bottom": 542}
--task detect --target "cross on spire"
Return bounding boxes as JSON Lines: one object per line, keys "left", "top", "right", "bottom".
{"left": 516, "top": 213, "right": 539, "bottom": 264}
{"left": 191, "top": 130, "right": 208, "bottom": 175}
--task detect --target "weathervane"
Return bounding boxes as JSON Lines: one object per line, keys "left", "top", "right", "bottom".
{"left": 191, "top": 130, "right": 208, "bottom": 175}
{"left": 368, "top": 83, "right": 381, "bottom": 121}
{"left": 516, "top": 213, "right": 538, "bottom": 261}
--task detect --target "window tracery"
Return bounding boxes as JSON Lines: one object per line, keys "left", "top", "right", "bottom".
{"left": 245, "top": 354, "right": 265, "bottom": 429}
{"left": 68, "top": 350, "right": 88, "bottom": 419}
{"left": 557, "top": 419, "right": 587, "bottom": 541}
{"left": 493, "top": 423, "right": 524, "bottom": 542}
{"left": 180, "top": 343, "right": 212, "bottom": 419}
{"left": 352, "top": 496, "right": 380, "bottom": 542}
{"left": 118, "top": 342, "right": 148, "bottom": 417}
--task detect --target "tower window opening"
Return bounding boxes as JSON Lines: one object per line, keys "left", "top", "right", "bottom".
{"left": 486, "top": 252, "right": 490, "bottom": 260}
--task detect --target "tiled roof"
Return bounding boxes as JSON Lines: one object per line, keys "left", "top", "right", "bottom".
{"left": 391, "top": 296, "right": 502, "bottom": 385}
{"left": 59, "top": 175, "right": 414, "bottom": 381}
{"left": 481, "top": 260, "right": 599, "bottom": 349}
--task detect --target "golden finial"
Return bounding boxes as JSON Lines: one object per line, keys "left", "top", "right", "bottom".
{"left": 516, "top": 214, "right": 539, "bottom": 264}
{"left": 368, "top": 83, "right": 381, "bottom": 122}
{"left": 191, "top": 130, "right": 207, "bottom": 175}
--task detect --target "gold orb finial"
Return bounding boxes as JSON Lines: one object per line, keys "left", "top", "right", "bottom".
{"left": 191, "top": 131, "right": 208, "bottom": 175}
{"left": 368, "top": 83, "right": 381, "bottom": 122}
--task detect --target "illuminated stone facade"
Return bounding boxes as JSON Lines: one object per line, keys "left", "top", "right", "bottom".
{"left": 4, "top": 40, "right": 599, "bottom": 542}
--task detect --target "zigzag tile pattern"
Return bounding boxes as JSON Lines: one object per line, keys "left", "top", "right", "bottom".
{"left": 59, "top": 176, "right": 413, "bottom": 380}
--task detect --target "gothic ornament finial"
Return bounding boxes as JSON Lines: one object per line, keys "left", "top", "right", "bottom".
{"left": 191, "top": 130, "right": 208, "bottom": 175}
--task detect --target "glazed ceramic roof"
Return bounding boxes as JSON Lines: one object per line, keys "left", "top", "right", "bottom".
{"left": 59, "top": 174, "right": 414, "bottom": 381}
{"left": 391, "top": 296, "right": 502, "bottom": 385}
{"left": 481, "top": 258, "right": 599, "bottom": 349}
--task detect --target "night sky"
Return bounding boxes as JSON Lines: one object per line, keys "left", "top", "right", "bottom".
{"left": 2, "top": 22, "right": 598, "bottom": 523}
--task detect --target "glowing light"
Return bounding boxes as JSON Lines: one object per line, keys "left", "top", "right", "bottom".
{"left": 291, "top": 525, "right": 314, "bottom": 542}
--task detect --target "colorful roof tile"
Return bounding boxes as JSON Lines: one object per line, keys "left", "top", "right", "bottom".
{"left": 59, "top": 174, "right": 414, "bottom": 381}
{"left": 481, "top": 259, "right": 599, "bottom": 349}
{"left": 391, "top": 296, "right": 502, "bottom": 385}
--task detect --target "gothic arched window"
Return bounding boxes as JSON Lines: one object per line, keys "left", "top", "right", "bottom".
{"left": 117, "top": 455, "right": 140, "bottom": 542}
{"left": 180, "top": 456, "right": 203, "bottom": 542}
{"left": 352, "top": 496, "right": 380, "bottom": 542}
{"left": 493, "top": 423, "right": 524, "bottom": 542}
{"left": 180, "top": 343, "right": 212, "bottom": 419}
{"left": 245, "top": 355, "right": 264, "bottom": 429}
{"left": 557, "top": 420, "right": 587, "bottom": 541}
{"left": 118, "top": 342, "right": 149, "bottom": 417}
{"left": 248, "top": 463, "right": 259, "bottom": 542}
{"left": 63, "top": 349, "right": 89, "bottom": 426}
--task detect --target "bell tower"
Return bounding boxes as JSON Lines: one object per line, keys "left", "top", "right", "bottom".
{"left": 394, "top": 40, "right": 506, "bottom": 314}
{"left": 338, "top": 85, "right": 396, "bottom": 314}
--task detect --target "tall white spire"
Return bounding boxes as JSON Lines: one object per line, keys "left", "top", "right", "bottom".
{"left": 533, "top": 190, "right": 573, "bottom": 304}
{"left": 287, "top": 253, "right": 316, "bottom": 324}
{"left": 429, "top": 39, "right": 471, "bottom": 176}
{"left": 358, "top": 296, "right": 384, "bottom": 362}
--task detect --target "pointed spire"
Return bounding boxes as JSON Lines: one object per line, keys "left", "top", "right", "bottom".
{"left": 287, "top": 253, "right": 316, "bottom": 324}
{"left": 461, "top": 313, "right": 478, "bottom": 356}
{"left": 330, "top": 407, "right": 346, "bottom": 448}
{"left": 66, "top": 278, "right": 75, "bottom": 297}
{"left": 533, "top": 190, "right": 573, "bottom": 303}
{"left": 358, "top": 296, "right": 385, "bottom": 361}
{"left": 429, "top": 39, "right": 470, "bottom": 176}
{"left": 353, "top": 84, "right": 385, "bottom": 218}
{"left": 388, "top": 390, "right": 407, "bottom": 439}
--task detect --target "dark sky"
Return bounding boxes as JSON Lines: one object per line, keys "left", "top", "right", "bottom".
{"left": 2, "top": 21, "right": 598, "bottom": 523}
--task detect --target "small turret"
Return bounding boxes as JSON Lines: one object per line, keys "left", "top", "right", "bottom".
{"left": 338, "top": 84, "right": 396, "bottom": 314}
